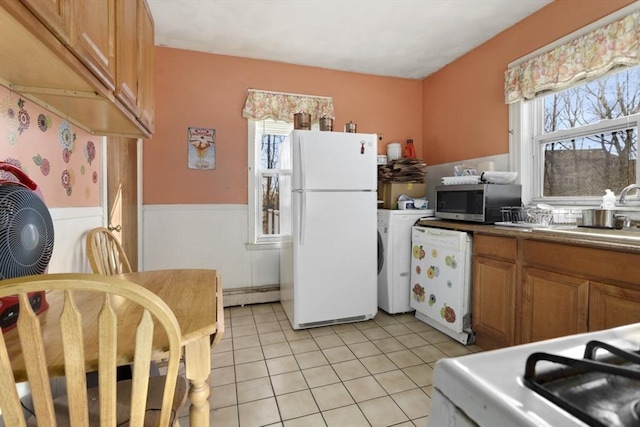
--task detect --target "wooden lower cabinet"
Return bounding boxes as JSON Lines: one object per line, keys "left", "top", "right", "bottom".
{"left": 472, "top": 256, "right": 516, "bottom": 350}
{"left": 470, "top": 234, "right": 639, "bottom": 350}
{"left": 589, "top": 282, "right": 640, "bottom": 331}
{"left": 521, "top": 267, "right": 589, "bottom": 343}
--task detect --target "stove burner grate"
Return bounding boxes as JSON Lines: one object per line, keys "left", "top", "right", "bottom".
{"left": 524, "top": 340, "right": 640, "bottom": 427}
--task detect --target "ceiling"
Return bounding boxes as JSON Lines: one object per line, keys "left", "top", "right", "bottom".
{"left": 148, "top": 0, "right": 553, "bottom": 80}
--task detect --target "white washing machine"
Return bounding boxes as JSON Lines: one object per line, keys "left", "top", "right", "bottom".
{"left": 377, "top": 209, "right": 433, "bottom": 314}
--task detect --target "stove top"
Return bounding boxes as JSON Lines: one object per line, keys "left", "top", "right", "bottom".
{"left": 432, "top": 323, "right": 640, "bottom": 427}
{"left": 524, "top": 340, "right": 640, "bottom": 427}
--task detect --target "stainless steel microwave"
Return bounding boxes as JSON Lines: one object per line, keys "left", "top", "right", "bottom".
{"left": 435, "top": 184, "right": 522, "bottom": 223}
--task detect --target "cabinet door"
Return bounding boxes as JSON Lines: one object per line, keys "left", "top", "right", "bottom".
{"left": 137, "top": 0, "right": 154, "bottom": 133}
{"left": 114, "top": 0, "right": 139, "bottom": 116}
{"left": 522, "top": 267, "right": 589, "bottom": 343}
{"left": 589, "top": 282, "right": 640, "bottom": 331}
{"left": 71, "top": 0, "right": 116, "bottom": 90}
{"left": 20, "top": 0, "right": 71, "bottom": 44}
{"left": 472, "top": 256, "right": 516, "bottom": 350}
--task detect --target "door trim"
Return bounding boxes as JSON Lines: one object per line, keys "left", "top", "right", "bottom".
{"left": 137, "top": 138, "right": 143, "bottom": 270}
{"left": 102, "top": 136, "right": 142, "bottom": 271}
{"left": 100, "top": 135, "right": 108, "bottom": 227}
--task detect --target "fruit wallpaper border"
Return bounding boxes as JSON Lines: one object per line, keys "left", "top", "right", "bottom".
{"left": 0, "top": 85, "right": 101, "bottom": 208}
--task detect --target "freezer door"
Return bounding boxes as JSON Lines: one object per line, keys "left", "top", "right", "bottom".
{"left": 291, "top": 130, "right": 377, "bottom": 191}
{"left": 409, "top": 227, "right": 472, "bottom": 333}
{"left": 291, "top": 191, "right": 377, "bottom": 327}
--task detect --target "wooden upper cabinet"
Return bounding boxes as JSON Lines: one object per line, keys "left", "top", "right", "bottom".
{"left": 20, "top": 0, "right": 71, "bottom": 44}
{"left": 2, "top": 0, "right": 153, "bottom": 137}
{"left": 70, "top": 0, "right": 116, "bottom": 91}
{"left": 113, "top": 0, "right": 154, "bottom": 132}
{"left": 115, "top": 0, "right": 140, "bottom": 116}
{"left": 138, "top": 0, "right": 154, "bottom": 133}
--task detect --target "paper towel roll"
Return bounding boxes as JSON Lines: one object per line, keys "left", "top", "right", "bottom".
{"left": 387, "top": 142, "right": 401, "bottom": 161}
{"left": 478, "top": 161, "right": 496, "bottom": 172}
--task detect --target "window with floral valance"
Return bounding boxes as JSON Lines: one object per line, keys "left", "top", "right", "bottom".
{"left": 244, "top": 89, "right": 334, "bottom": 247}
{"left": 504, "top": 9, "right": 639, "bottom": 104}
{"left": 242, "top": 89, "right": 335, "bottom": 123}
{"left": 507, "top": 4, "right": 640, "bottom": 207}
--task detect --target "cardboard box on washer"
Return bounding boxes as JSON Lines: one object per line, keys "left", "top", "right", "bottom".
{"left": 377, "top": 182, "right": 427, "bottom": 209}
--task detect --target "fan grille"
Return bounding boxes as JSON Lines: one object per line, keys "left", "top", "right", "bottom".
{"left": 0, "top": 185, "right": 54, "bottom": 279}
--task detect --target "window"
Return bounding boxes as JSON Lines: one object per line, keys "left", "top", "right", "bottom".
{"left": 514, "top": 66, "right": 639, "bottom": 206}
{"left": 529, "top": 67, "right": 639, "bottom": 203}
{"left": 508, "top": 5, "right": 640, "bottom": 206}
{"left": 243, "top": 89, "right": 334, "bottom": 246}
{"left": 247, "top": 119, "right": 291, "bottom": 246}
{"left": 247, "top": 119, "right": 319, "bottom": 246}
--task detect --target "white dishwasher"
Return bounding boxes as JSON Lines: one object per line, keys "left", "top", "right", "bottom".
{"left": 410, "top": 226, "right": 474, "bottom": 344}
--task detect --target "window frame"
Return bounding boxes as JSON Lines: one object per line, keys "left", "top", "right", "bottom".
{"left": 510, "top": 74, "right": 640, "bottom": 208}
{"left": 247, "top": 120, "right": 291, "bottom": 249}
{"left": 507, "top": 4, "right": 640, "bottom": 208}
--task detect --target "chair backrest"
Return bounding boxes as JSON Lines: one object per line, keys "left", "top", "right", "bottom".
{"left": 0, "top": 273, "right": 183, "bottom": 426}
{"left": 86, "top": 227, "right": 133, "bottom": 275}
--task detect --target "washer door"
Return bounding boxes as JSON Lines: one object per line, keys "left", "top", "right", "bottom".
{"left": 377, "top": 230, "right": 384, "bottom": 274}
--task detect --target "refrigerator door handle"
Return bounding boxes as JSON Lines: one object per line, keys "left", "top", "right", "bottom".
{"left": 299, "top": 138, "right": 306, "bottom": 191}
{"left": 299, "top": 191, "right": 306, "bottom": 245}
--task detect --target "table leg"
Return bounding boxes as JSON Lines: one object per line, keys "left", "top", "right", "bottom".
{"left": 184, "top": 337, "right": 211, "bottom": 426}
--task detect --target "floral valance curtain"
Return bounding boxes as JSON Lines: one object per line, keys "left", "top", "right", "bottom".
{"left": 504, "top": 10, "right": 639, "bottom": 104}
{"left": 242, "top": 89, "right": 335, "bottom": 123}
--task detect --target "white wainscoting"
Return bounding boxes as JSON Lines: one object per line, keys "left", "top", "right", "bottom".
{"left": 142, "top": 204, "right": 280, "bottom": 305}
{"left": 48, "top": 207, "right": 104, "bottom": 274}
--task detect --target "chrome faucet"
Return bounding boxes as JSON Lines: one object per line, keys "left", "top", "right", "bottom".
{"left": 617, "top": 184, "right": 640, "bottom": 205}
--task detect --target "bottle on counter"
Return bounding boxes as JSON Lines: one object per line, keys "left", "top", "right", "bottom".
{"left": 405, "top": 139, "right": 416, "bottom": 159}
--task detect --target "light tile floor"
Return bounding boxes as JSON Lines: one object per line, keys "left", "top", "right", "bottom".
{"left": 177, "top": 303, "right": 483, "bottom": 427}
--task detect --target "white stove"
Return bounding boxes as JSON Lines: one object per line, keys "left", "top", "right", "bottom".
{"left": 431, "top": 323, "right": 640, "bottom": 427}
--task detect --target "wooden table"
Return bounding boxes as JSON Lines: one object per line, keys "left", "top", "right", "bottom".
{"left": 117, "top": 269, "right": 223, "bottom": 426}
{"left": 5, "top": 269, "right": 223, "bottom": 427}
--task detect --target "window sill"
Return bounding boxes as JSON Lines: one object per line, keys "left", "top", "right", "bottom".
{"left": 245, "top": 241, "right": 282, "bottom": 251}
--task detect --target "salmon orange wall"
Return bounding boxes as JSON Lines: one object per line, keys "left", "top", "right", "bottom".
{"left": 0, "top": 85, "right": 101, "bottom": 208}
{"left": 144, "top": 48, "right": 422, "bottom": 204}
{"left": 421, "top": 0, "right": 636, "bottom": 165}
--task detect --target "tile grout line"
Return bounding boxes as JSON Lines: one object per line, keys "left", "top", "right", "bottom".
{"left": 203, "top": 303, "right": 478, "bottom": 426}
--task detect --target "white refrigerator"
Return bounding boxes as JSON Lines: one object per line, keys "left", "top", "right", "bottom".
{"left": 280, "top": 130, "right": 378, "bottom": 329}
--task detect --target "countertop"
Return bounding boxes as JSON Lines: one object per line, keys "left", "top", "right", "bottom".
{"left": 414, "top": 218, "right": 640, "bottom": 254}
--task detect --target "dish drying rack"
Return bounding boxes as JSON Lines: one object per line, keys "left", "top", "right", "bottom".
{"left": 497, "top": 206, "right": 582, "bottom": 228}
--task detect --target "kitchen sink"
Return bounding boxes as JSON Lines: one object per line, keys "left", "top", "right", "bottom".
{"left": 532, "top": 226, "right": 640, "bottom": 242}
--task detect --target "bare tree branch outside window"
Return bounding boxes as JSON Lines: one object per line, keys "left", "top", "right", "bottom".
{"left": 261, "top": 134, "right": 284, "bottom": 234}
{"left": 542, "top": 67, "right": 639, "bottom": 197}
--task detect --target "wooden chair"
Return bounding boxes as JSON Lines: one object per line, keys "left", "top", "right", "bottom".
{"left": 0, "top": 273, "right": 187, "bottom": 426}
{"left": 86, "top": 227, "right": 132, "bottom": 275}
